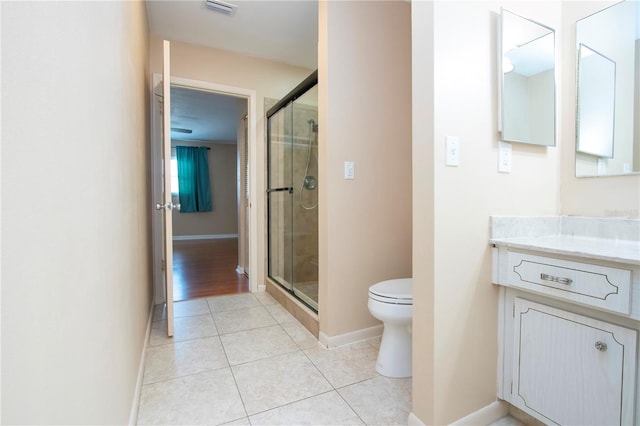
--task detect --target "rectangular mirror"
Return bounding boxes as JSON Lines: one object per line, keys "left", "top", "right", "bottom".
{"left": 577, "top": 44, "right": 616, "bottom": 158}
{"left": 500, "top": 8, "right": 556, "bottom": 147}
{"left": 575, "top": 0, "right": 640, "bottom": 177}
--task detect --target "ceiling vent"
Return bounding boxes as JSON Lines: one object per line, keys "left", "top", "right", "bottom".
{"left": 205, "top": 0, "right": 238, "bottom": 16}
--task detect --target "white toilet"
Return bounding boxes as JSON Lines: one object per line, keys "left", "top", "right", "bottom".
{"left": 367, "top": 278, "right": 413, "bottom": 378}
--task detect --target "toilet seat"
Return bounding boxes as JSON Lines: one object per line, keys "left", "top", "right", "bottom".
{"left": 369, "top": 278, "right": 413, "bottom": 305}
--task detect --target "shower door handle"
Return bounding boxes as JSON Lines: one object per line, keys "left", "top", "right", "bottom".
{"left": 267, "top": 187, "right": 294, "bottom": 194}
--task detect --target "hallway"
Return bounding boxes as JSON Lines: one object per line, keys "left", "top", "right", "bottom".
{"left": 137, "top": 293, "right": 412, "bottom": 425}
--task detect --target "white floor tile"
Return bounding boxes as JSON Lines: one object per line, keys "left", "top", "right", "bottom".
{"left": 254, "top": 291, "right": 278, "bottom": 306}
{"left": 265, "top": 302, "right": 297, "bottom": 324}
{"left": 207, "top": 293, "right": 261, "bottom": 313}
{"left": 153, "top": 299, "right": 211, "bottom": 322}
{"left": 338, "top": 375, "right": 412, "bottom": 426}
{"left": 220, "top": 325, "right": 298, "bottom": 365}
{"left": 212, "top": 306, "right": 277, "bottom": 335}
{"left": 304, "top": 341, "right": 379, "bottom": 388}
{"left": 280, "top": 320, "right": 319, "bottom": 349}
{"left": 143, "top": 336, "right": 228, "bottom": 384}
{"left": 141, "top": 293, "right": 411, "bottom": 425}
{"left": 220, "top": 417, "right": 251, "bottom": 425}
{"left": 249, "top": 391, "right": 364, "bottom": 425}
{"left": 149, "top": 314, "right": 218, "bottom": 346}
{"left": 488, "top": 415, "right": 525, "bottom": 426}
{"left": 137, "top": 369, "right": 246, "bottom": 425}
{"left": 232, "top": 351, "right": 332, "bottom": 415}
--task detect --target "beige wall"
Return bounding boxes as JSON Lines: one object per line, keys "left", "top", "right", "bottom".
{"left": 149, "top": 36, "right": 313, "bottom": 289}
{"left": 1, "top": 1, "right": 152, "bottom": 423}
{"left": 560, "top": 1, "right": 640, "bottom": 216}
{"left": 171, "top": 141, "right": 239, "bottom": 237}
{"left": 412, "top": 2, "right": 561, "bottom": 423}
{"left": 319, "top": 1, "right": 413, "bottom": 337}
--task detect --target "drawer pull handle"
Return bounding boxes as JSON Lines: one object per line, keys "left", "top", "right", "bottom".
{"left": 594, "top": 341, "right": 607, "bottom": 352}
{"left": 540, "top": 273, "right": 573, "bottom": 285}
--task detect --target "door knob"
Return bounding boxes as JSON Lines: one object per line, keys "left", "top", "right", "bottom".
{"left": 155, "top": 202, "right": 173, "bottom": 211}
{"left": 594, "top": 341, "right": 607, "bottom": 352}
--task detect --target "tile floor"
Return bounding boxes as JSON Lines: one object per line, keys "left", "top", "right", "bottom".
{"left": 136, "top": 292, "right": 412, "bottom": 425}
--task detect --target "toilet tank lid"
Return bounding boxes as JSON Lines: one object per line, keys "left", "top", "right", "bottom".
{"left": 369, "top": 278, "right": 412, "bottom": 299}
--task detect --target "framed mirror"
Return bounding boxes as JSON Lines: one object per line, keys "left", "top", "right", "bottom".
{"left": 499, "top": 8, "right": 556, "bottom": 147}
{"left": 575, "top": 0, "right": 640, "bottom": 177}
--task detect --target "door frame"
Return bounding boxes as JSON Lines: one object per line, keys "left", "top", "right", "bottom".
{"left": 151, "top": 74, "right": 259, "bottom": 304}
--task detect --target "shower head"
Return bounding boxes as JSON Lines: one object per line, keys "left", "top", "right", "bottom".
{"left": 308, "top": 118, "right": 318, "bottom": 133}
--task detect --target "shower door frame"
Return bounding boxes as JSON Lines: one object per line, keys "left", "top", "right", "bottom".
{"left": 266, "top": 70, "right": 318, "bottom": 311}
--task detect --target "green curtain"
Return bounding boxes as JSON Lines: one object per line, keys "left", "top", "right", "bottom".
{"left": 176, "top": 146, "right": 212, "bottom": 213}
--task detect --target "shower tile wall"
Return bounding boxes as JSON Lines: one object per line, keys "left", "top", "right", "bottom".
{"left": 292, "top": 104, "right": 318, "bottom": 287}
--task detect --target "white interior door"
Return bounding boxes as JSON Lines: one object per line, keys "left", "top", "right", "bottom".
{"left": 243, "top": 116, "right": 250, "bottom": 276}
{"left": 158, "top": 40, "right": 174, "bottom": 336}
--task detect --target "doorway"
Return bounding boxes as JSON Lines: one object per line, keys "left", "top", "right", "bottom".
{"left": 151, "top": 75, "right": 258, "bottom": 305}
{"left": 170, "top": 85, "right": 248, "bottom": 301}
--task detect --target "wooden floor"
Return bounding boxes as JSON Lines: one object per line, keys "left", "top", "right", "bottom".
{"left": 172, "top": 238, "right": 249, "bottom": 301}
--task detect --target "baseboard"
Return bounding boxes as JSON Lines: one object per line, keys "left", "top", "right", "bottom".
{"left": 129, "top": 301, "right": 155, "bottom": 425}
{"left": 172, "top": 233, "right": 238, "bottom": 241}
{"left": 408, "top": 412, "right": 426, "bottom": 426}
{"left": 319, "top": 324, "right": 383, "bottom": 349}
{"left": 449, "top": 400, "right": 509, "bottom": 425}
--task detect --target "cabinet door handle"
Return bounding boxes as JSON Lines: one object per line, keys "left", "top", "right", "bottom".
{"left": 594, "top": 341, "right": 607, "bottom": 352}
{"left": 540, "top": 273, "right": 573, "bottom": 285}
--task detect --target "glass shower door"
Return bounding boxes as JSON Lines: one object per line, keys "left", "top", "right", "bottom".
{"left": 267, "top": 71, "right": 318, "bottom": 312}
{"left": 291, "top": 87, "right": 318, "bottom": 309}
{"left": 267, "top": 103, "right": 294, "bottom": 290}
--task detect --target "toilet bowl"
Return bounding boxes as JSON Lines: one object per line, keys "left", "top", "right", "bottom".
{"left": 368, "top": 278, "right": 413, "bottom": 378}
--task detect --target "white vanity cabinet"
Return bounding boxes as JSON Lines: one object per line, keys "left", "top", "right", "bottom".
{"left": 490, "top": 216, "right": 640, "bottom": 426}
{"left": 512, "top": 297, "right": 637, "bottom": 425}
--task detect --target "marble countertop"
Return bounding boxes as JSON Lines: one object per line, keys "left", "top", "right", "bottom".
{"left": 490, "top": 235, "right": 640, "bottom": 265}
{"left": 490, "top": 216, "right": 640, "bottom": 265}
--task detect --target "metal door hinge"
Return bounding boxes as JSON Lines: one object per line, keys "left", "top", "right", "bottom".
{"left": 510, "top": 381, "right": 513, "bottom": 394}
{"left": 512, "top": 304, "right": 515, "bottom": 318}
{"left": 161, "top": 259, "right": 166, "bottom": 271}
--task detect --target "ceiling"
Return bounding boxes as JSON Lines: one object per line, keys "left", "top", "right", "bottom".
{"left": 146, "top": 0, "right": 318, "bottom": 143}
{"left": 170, "top": 86, "right": 247, "bottom": 142}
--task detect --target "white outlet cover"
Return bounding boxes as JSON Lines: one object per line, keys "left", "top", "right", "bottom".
{"left": 344, "top": 161, "right": 355, "bottom": 179}
{"left": 498, "top": 141, "right": 512, "bottom": 173}
{"left": 445, "top": 136, "right": 460, "bottom": 166}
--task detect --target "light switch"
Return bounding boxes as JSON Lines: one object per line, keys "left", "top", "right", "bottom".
{"left": 445, "top": 136, "right": 460, "bottom": 167}
{"left": 344, "top": 161, "right": 355, "bottom": 179}
{"left": 498, "top": 141, "right": 512, "bottom": 173}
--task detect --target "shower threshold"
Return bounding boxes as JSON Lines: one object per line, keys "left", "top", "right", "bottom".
{"left": 271, "top": 276, "right": 318, "bottom": 312}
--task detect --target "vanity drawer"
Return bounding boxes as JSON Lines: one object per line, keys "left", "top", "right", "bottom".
{"left": 507, "top": 251, "right": 632, "bottom": 315}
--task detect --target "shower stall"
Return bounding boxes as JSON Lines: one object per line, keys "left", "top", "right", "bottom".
{"left": 267, "top": 71, "right": 318, "bottom": 311}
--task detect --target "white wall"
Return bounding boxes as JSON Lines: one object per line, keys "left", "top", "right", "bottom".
{"left": 319, "top": 0, "right": 412, "bottom": 339}
{"left": 1, "top": 1, "right": 152, "bottom": 423}
{"left": 412, "top": 2, "right": 561, "bottom": 423}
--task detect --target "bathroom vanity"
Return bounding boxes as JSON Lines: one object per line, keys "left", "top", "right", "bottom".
{"left": 490, "top": 216, "right": 640, "bottom": 425}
